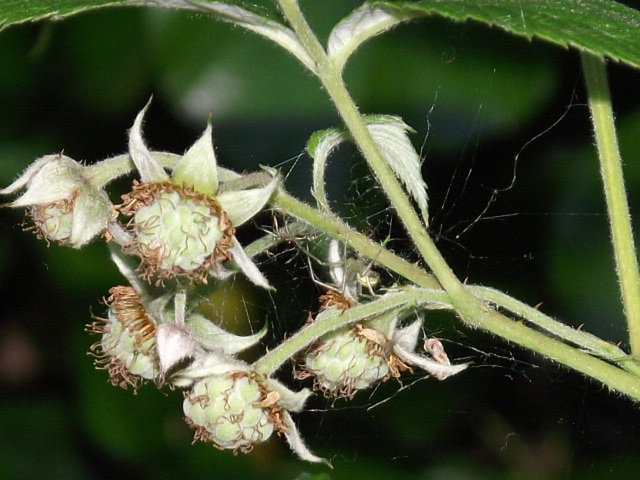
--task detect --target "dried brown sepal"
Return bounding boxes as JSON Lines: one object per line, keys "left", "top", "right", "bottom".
{"left": 116, "top": 181, "right": 236, "bottom": 285}
{"left": 353, "top": 324, "right": 412, "bottom": 381}
{"left": 254, "top": 380, "right": 288, "bottom": 437}
{"left": 318, "top": 289, "right": 353, "bottom": 311}
{"left": 385, "top": 353, "right": 413, "bottom": 380}
{"left": 423, "top": 337, "right": 453, "bottom": 380}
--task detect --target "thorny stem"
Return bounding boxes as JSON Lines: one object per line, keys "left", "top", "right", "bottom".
{"left": 581, "top": 52, "right": 640, "bottom": 356}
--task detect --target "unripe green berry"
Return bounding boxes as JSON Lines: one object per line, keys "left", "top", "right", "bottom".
{"left": 183, "top": 372, "right": 278, "bottom": 452}
{"left": 302, "top": 325, "right": 389, "bottom": 398}
{"left": 28, "top": 198, "right": 75, "bottom": 245}
{"left": 118, "top": 182, "right": 234, "bottom": 284}
{"left": 88, "top": 286, "right": 159, "bottom": 390}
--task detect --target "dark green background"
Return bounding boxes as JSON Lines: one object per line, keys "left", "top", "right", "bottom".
{"left": 1, "top": 1, "right": 640, "bottom": 479}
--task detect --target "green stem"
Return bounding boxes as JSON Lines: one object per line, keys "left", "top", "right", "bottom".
{"left": 471, "top": 285, "right": 640, "bottom": 376}
{"left": 273, "top": 188, "right": 640, "bottom": 398}
{"left": 581, "top": 52, "right": 640, "bottom": 356}
{"left": 275, "top": 0, "right": 477, "bottom": 321}
{"left": 85, "top": 152, "right": 181, "bottom": 187}
{"left": 472, "top": 304, "right": 640, "bottom": 401}
{"left": 253, "top": 287, "right": 452, "bottom": 375}
{"left": 271, "top": 189, "right": 441, "bottom": 289}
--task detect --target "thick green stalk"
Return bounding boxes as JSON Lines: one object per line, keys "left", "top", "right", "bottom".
{"left": 472, "top": 305, "right": 640, "bottom": 400}
{"left": 472, "top": 285, "right": 640, "bottom": 376}
{"left": 581, "top": 52, "right": 640, "bottom": 355}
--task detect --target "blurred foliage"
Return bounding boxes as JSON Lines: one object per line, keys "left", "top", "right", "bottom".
{"left": 1, "top": 1, "right": 640, "bottom": 480}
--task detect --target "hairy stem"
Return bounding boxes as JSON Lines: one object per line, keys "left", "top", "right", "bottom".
{"left": 273, "top": 189, "right": 640, "bottom": 400}
{"left": 275, "top": 0, "right": 478, "bottom": 320}
{"left": 581, "top": 52, "right": 640, "bottom": 356}
{"left": 471, "top": 285, "right": 640, "bottom": 376}
{"left": 271, "top": 189, "right": 440, "bottom": 289}
{"left": 253, "top": 287, "right": 452, "bottom": 375}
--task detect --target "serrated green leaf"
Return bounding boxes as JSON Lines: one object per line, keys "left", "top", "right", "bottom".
{"left": 0, "top": 0, "right": 140, "bottom": 31}
{"left": 308, "top": 115, "right": 428, "bottom": 223}
{"left": 0, "top": 0, "right": 281, "bottom": 32}
{"left": 372, "top": 0, "right": 640, "bottom": 69}
{"left": 328, "top": 3, "right": 411, "bottom": 72}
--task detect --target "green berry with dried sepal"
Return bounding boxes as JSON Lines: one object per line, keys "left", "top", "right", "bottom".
{"left": 116, "top": 101, "right": 278, "bottom": 288}
{"left": 87, "top": 286, "right": 159, "bottom": 390}
{"left": 1, "top": 154, "right": 112, "bottom": 247}
{"left": 300, "top": 323, "right": 391, "bottom": 398}
{"left": 183, "top": 372, "right": 280, "bottom": 452}
{"left": 298, "top": 302, "right": 470, "bottom": 399}
{"left": 178, "top": 358, "right": 327, "bottom": 464}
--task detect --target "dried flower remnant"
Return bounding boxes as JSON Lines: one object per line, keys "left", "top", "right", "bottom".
{"left": 87, "top": 286, "right": 159, "bottom": 390}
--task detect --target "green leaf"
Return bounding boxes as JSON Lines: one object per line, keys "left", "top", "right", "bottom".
{"left": 372, "top": 0, "right": 640, "bottom": 69}
{"left": 307, "top": 115, "right": 429, "bottom": 223}
{"left": 0, "top": 0, "right": 281, "bottom": 32}
{"left": 328, "top": 3, "right": 411, "bottom": 72}
{"left": 0, "top": 0, "right": 139, "bottom": 31}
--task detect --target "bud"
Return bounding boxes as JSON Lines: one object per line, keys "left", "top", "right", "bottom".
{"left": 1, "top": 154, "right": 112, "bottom": 247}
{"left": 183, "top": 372, "right": 283, "bottom": 452}
{"left": 87, "top": 286, "right": 159, "bottom": 390}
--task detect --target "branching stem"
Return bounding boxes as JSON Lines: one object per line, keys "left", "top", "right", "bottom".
{"left": 273, "top": 0, "right": 640, "bottom": 399}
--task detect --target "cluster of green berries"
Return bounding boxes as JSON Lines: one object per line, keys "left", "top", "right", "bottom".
{"left": 1, "top": 104, "right": 467, "bottom": 464}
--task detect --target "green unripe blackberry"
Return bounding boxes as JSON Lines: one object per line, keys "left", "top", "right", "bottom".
{"left": 118, "top": 182, "right": 234, "bottom": 284}
{"left": 28, "top": 198, "right": 75, "bottom": 245}
{"left": 302, "top": 324, "right": 390, "bottom": 398}
{"left": 88, "top": 286, "right": 159, "bottom": 390}
{"left": 183, "top": 372, "right": 280, "bottom": 452}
